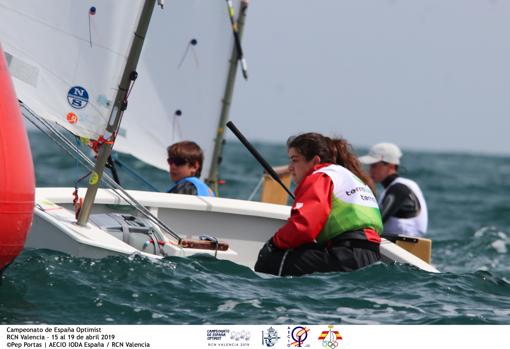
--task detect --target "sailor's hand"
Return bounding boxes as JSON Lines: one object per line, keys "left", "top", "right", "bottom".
{"left": 255, "top": 237, "right": 285, "bottom": 275}
{"left": 268, "top": 237, "right": 280, "bottom": 250}
{"left": 259, "top": 237, "right": 280, "bottom": 255}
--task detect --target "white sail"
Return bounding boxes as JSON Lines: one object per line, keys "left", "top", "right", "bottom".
{"left": 0, "top": 0, "right": 145, "bottom": 140}
{"left": 114, "top": 0, "right": 241, "bottom": 175}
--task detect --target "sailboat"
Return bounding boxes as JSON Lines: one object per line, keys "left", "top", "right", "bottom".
{"left": 0, "top": 0, "right": 438, "bottom": 273}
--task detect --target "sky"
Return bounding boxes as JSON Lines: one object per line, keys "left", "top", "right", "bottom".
{"left": 228, "top": 0, "right": 510, "bottom": 155}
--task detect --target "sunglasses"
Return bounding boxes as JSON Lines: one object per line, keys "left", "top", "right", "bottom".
{"left": 167, "top": 156, "right": 188, "bottom": 166}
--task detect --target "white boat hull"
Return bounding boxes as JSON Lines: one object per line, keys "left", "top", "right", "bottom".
{"left": 28, "top": 188, "right": 439, "bottom": 273}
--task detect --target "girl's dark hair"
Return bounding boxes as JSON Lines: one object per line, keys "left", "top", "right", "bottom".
{"left": 287, "top": 133, "right": 376, "bottom": 193}
{"left": 167, "top": 141, "right": 204, "bottom": 177}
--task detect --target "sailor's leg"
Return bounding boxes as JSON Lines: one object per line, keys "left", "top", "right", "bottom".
{"left": 254, "top": 239, "right": 287, "bottom": 275}
{"left": 281, "top": 243, "right": 381, "bottom": 275}
{"left": 329, "top": 245, "right": 381, "bottom": 271}
{"left": 279, "top": 244, "right": 331, "bottom": 276}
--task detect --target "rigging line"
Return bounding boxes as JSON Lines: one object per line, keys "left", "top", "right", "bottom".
{"left": 177, "top": 39, "right": 199, "bottom": 69}
{"left": 30, "top": 130, "right": 180, "bottom": 243}
{"left": 88, "top": 7, "right": 95, "bottom": 48}
{"left": 74, "top": 136, "right": 85, "bottom": 179}
{"left": 31, "top": 120, "right": 93, "bottom": 169}
{"left": 21, "top": 104, "right": 182, "bottom": 243}
{"left": 38, "top": 122, "right": 179, "bottom": 242}
{"left": 247, "top": 175, "right": 264, "bottom": 201}
{"left": 22, "top": 108, "right": 97, "bottom": 172}
{"left": 225, "top": 0, "right": 248, "bottom": 80}
{"left": 111, "top": 154, "right": 160, "bottom": 192}
{"left": 23, "top": 106, "right": 162, "bottom": 234}
{"left": 106, "top": 155, "right": 121, "bottom": 185}
{"left": 172, "top": 110, "right": 183, "bottom": 141}
{"left": 20, "top": 103, "right": 77, "bottom": 146}
{"left": 20, "top": 104, "right": 88, "bottom": 163}
{"left": 176, "top": 43, "right": 190, "bottom": 69}
{"left": 74, "top": 171, "right": 92, "bottom": 187}
{"left": 97, "top": 170, "right": 182, "bottom": 244}
{"left": 22, "top": 108, "right": 90, "bottom": 164}
{"left": 123, "top": 71, "right": 138, "bottom": 101}
{"left": 88, "top": 19, "right": 92, "bottom": 47}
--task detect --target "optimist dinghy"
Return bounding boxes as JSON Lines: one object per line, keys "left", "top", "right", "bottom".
{"left": 0, "top": 0, "right": 438, "bottom": 274}
{"left": 31, "top": 187, "right": 438, "bottom": 273}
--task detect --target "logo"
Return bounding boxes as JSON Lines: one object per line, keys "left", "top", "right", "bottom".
{"left": 206, "top": 329, "right": 229, "bottom": 341}
{"left": 288, "top": 326, "right": 310, "bottom": 347}
{"left": 66, "top": 112, "right": 78, "bottom": 124}
{"left": 262, "top": 327, "right": 280, "bottom": 347}
{"left": 89, "top": 171, "right": 99, "bottom": 185}
{"left": 318, "top": 325, "right": 342, "bottom": 349}
{"left": 67, "top": 86, "right": 89, "bottom": 109}
{"left": 206, "top": 329, "right": 250, "bottom": 347}
{"left": 230, "top": 330, "right": 250, "bottom": 342}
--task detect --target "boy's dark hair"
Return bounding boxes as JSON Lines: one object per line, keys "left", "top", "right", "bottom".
{"left": 167, "top": 141, "right": 204, "bottom": 177}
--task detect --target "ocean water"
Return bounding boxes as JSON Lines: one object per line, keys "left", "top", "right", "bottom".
{"left": 1, "top": 131, "right": 509, "bottom": 324}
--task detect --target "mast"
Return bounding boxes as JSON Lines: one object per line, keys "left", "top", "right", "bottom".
{"left": 77, "top": 0, "right": 157, "bottom": 226}
{"left": 207, "top": 0, "right": 249, "bottom": 194}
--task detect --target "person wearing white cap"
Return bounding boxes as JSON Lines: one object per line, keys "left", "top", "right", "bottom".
{"left": 255, "top": 133, "right": 383, "bottom": 276}
{"left": 359, "top": 143, "right": 428, "bottom": 237}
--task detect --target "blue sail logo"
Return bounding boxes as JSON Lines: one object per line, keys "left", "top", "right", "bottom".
{"left": 67, "top": 86, "right": 89, "bottom": 109}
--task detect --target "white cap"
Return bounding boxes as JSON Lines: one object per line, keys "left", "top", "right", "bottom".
{"left": 359, "top": 142, "right": 402, "bottom": 165}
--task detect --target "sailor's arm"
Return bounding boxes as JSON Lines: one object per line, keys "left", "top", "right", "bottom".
{"left": 272, "top": 172, "right": 332, "bottom": 249}
{"left": 380, "top": 183, "right": 416, "bottom": 222}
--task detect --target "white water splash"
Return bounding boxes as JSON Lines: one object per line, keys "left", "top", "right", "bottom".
{"left": 217, "top": 300, "right": 238, "bottom": 312}
{"left": 497, "top": 232, "right": 508, "bottom": 240}
{"left": 474, "top": 226, "right": 491, "bottom": 238}
{"left": 216, "top": 299, "right": 261, "bottom": 312}
{"left": 247, "top": 299, "right": 262, "bottom": 308}
{"left": 490, "top": 240, "right": 507, "bottom": 254}
{"left": 440, "top": 304, "right": 459, "bottom": 317}
{"left": 493, "top": 309, "right": 510, "bottom": 317}
{"left": 367, "top": 297, "right": 426, "bottom": 313}
{"left": 151, "top": 313, "right": 167, "bottom": 319}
